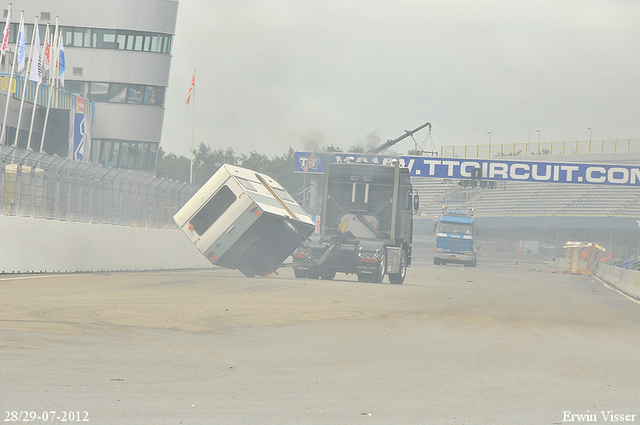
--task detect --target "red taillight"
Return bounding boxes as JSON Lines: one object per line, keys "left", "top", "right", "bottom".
{"left": 300, "top": 252, "right": 305, "bottom": 258}
{"left": 371, "top": 257, "right": 377, "bottom": 263}
{"left": 293, "top": 252, "right": 299, "bottom": 257}
{"left": 359, "top": 256, "right": 364, "bottom": 262}
{"left": 365, "top": 257, "right": 370, "bottom": 263}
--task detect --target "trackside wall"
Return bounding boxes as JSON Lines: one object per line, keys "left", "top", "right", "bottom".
{"left": 0, "top": 216, "right": 211, "bottom": 273}
{"left": 596, "top": 263, "right": 640, "bottom": 301}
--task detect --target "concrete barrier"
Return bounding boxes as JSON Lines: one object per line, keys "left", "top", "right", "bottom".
{"left": 0, "top": 216, "right": 212, "bottom": 273}
{"left": 595, "top": 263, "right": 640, "bottom": 301}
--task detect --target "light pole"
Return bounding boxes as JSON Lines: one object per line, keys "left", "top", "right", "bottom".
{"left": 487, "top": 131, "right": 491, "bottom": 145}
{"left": 587, "top": 126, "right": 592, "bottom": 142}
{"left": 536, "top": 129, "right": 540, "bottom": 143}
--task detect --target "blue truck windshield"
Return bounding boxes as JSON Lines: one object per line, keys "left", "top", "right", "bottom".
{"left": 439, "top": 221, "right": 473, "bottom": 235}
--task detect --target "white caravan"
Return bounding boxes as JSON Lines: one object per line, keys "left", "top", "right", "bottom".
{"left": 174, "top": 164, "right": 315, "bottom": 277}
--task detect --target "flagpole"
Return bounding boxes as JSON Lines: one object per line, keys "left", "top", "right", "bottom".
{"left": 14, "top": 15, "right": 38, "bottom": 147}
{"left": 40, "top": 16, "right": 58, "bottom": 153}
{"left": 1, "top": 8, "right": 22, "bottom": 146}
{"left": 27, "top": 22, "right": 47, "bottom": 151}
{"left": 189, "top": 69, "right": 195, "bottom": 184}
{"left": 0, "top": 3, "right": 11, "bottom": 64}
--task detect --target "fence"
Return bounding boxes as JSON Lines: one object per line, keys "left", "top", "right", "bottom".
{"left": 1, "top": 73, "right": 87, "bottom": 113}
{"left": 440, "top": 139, "right": 640, "bottom": 158}
{"left": 1, "top": 145, "right": 199, "bottom": 228}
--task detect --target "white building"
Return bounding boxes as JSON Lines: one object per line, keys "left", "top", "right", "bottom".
{"left": 1, "top": 0, "right": 178, "bottom": 173}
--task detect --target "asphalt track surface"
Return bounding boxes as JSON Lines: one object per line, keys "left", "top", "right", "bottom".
{"left": 2, "top": 253, "right": 639, "bottom": 424}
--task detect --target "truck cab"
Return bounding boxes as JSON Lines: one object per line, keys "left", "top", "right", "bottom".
{"left": 434, "top": 207, "right": 477, "bottom": 267}
{"left": 293, "top": 160, "right": 418, "bottom": 284}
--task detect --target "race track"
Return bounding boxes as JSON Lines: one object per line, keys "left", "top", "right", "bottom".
{"left": 1, "top": 256, "right": 639, "bottom": 424}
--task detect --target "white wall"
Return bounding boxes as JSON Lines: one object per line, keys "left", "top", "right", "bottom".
{"left": 0, "top": 215, "right": 211, "bottom": 273}
{"left": 595, "top": 263, "right": 640, "bottom": 301}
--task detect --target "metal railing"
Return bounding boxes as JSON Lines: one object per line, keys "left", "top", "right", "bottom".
{"left": 440, "top": 139, "right": 640, "bottom": 158}
{"left": 1, "top": 145, "right": 199, "bottom": 228}
{"left": 1, "top": 73, "right": 93, "bottom": 119}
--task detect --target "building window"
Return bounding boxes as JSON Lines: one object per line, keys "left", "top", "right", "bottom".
{"left": 108, "top": 84, "right": 127, "bottom": 103}
{"left": 0, "top": 23, "right": 177, "bottom": 54}
{"left": 93, "top": 139, "right": 158, "bottom": 171}
{"left": 89, "top": 82, "right": 109, "bottom": 102}
{"left": 68, "top": 81, "right": 165, "bottom": 107}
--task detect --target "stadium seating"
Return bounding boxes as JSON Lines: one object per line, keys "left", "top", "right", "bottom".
{"left": 413, "top": 178, "right": 640, "bottom": 218}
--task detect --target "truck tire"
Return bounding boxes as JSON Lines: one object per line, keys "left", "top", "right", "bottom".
{"left": 388, "top": 250, "right": 407, "bottom": 284}
{"left": 370, "top": 250, "right": 385, "bottom": 284}
{"left": 239, "top": 266, "right": 256, "bottom": 278}
{"left": 464, "top": 257, "right": 477, "bottom": 267}
{"left": 357, "top": 273, "right": 370, "bottom": 282}
{"left": 320, "top": 271, "right": 336, "bottom": 280}
{"left": 294, "top": 268, "right": 307, "bottom": 278}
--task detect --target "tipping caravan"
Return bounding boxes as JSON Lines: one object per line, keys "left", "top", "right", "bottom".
{"left": 174, "top": 164, "right": 315, "bottom": 277}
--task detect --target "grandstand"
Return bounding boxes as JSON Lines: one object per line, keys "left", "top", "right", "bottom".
{"left": 414, "top": 179, "right": 640, "bottom": 219}
{"left": 413, "top": 147, "right": 640, "bottom": 258}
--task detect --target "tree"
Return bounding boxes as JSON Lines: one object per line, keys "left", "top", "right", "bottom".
{"left": 239, "top": 151, "right": 269, "bottom": 172}
{"left": 193, "top": 143, "right": 237, "bottom": 185}
{"left": 156, "top": 146, "right": 190, "bottom": 182}
{"left": 155, "top": 144, "right": 304, "bottom": 195}
{"left": 323, "top": 144, "right": 342, "bottom": 152}
{"left": 265, "top": 147, "right": 303, "bottom": 197}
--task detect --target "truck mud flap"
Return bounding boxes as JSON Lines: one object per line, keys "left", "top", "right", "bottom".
{"left": 385, "top": 246, "right": 403, "bottom": 275}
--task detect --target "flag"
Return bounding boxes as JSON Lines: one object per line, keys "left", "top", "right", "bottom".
{"left": 1, "top": 6, "right": 10, "bottom": 57}
{"left": 16, "top": 18, "right": 26, "bottom": 71}
{"left": 43, "top": 24, "right": 50, "bottom": 71}
{"left": 28, "top": 23, "right": 42, "bottom": 83}
{"left": 58, "top": 33, "right": 65, "bottom": 86}
{"left": 185, "top": 72, "right": 195, "bottom": 105}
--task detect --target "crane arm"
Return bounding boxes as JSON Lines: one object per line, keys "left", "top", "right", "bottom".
{"left": 366, "top": 122, "right": 432, "bottom": 154}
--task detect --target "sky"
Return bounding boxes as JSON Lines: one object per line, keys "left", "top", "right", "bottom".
{"left": 160, "top": 0, "right": 640, "bottom": 158}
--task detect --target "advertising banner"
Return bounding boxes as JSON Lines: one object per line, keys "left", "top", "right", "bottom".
{"left": 294, "top": 152, "right": 640, "bottom": 187}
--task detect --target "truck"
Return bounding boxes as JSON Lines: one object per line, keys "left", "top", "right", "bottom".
{"left": 433, "top": 206, "right": 477, "bottom": 267}
{"left": 174, "top": 164, "right": 315, "bottom": 277}
{"left": 292, "top": 160, "right": 419, "bottom": 284}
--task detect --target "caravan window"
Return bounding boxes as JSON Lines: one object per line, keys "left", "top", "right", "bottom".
{"left": 190, "top": 185, "right": 237, "bottom": 236}
{"left": 235, "top": 177, "right": 257, "bottom": 192}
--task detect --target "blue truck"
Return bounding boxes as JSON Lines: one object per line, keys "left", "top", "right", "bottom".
{"left": 434, "top": 206, "right": 477, "bottom": 267}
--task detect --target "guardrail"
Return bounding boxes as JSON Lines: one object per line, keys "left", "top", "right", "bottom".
{"left": 1, "top": 73, "right": 92, "bottom": 117}
{"left": 440, "top": 139, "right": 640, "bottom": 158}
{"left": 1, "top": 145, "right": 198, "bottom": 228}
{"left": 596, "top": 262, "right": 640, "bottom": 301}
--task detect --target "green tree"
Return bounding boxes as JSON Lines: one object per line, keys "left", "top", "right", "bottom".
{"left": 156, "top": 146, "right": 190, "bottom": 182}
{"left": 193, "top": 143, "right": 237, "bottom": 185}
{"left": 323, "top": 144, "right": 342, "bottom": 152}
{"left": 239, "top": 151, "right": 270, "bottom": 173}
{"left": 265, "top": 147, "right": 304, "bottom": 198}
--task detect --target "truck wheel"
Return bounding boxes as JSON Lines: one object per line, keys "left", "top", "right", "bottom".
{"left": 239, "top": 267, "right": 256, "bottom": 278}
{"left": 307, "top": 272, "right": 320, "bottom": 279}
{"left": 320, "top": 271, "right": 336, "bottom": 280}
{"left": 464, "top": 257, "right": 477, "bottom": 268}
{"left": 294, "top": 268, "right": 308, "bottom": 278}
{"left": 434, "top": 258, "right": 440, "bottom": 265}
{"left": 370, "top": 251, "right": 385, "bottom": 284}
{"left": 357, "top": 273, "right": 370, "bottom": 283}
{"left": 388, "top": 250, "right": 407, "bottom": 284}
